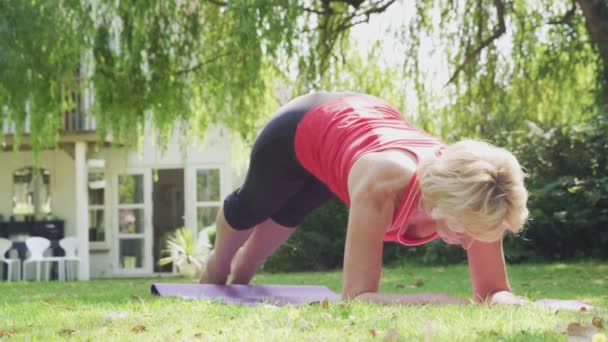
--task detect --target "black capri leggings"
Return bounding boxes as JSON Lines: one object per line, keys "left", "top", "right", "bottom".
{"left": 223, "top": 91, "right": 352, "bottom": 230}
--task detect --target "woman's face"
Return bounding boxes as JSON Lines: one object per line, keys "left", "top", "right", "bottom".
{"left": 435, "top": 221, "right": 475, "bottom": 250}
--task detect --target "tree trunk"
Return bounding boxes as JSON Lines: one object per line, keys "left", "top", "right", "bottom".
{"left": 576, "top": 0, "right": 608, "bottom": 103}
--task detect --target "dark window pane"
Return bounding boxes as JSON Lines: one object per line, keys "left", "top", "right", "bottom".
{"left": 119, "top": 175, "right": 143, "bottom": 204}
{"left": 119, "top": 239, "right": 144, "bottom": 269}
{"left": 89, "top": 209, "right": 105, "bottom": 242}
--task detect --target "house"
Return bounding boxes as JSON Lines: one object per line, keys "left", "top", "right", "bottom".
{"left": 0, "top": 109, "right": 244, "bottom": 280}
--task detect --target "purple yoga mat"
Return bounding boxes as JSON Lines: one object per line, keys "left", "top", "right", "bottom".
{"left": 151, "top": 283, "right": 341, "bottom": 306}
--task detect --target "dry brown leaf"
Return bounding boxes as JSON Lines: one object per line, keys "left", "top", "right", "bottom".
{"left": 369, "top": 328, "right": 377, "bottom": 337}
{"left": 131, "top": 325, "right": 146, "bottom": 333}
{"left": 581, "top": 306, "right": 588, "bottom": 312}
{"left": 383, "top": 328, "right": 401, "bottom": 341}
{"left": 59, "top": 328, "right": 78, "bottom": 336}
{"left": 321, "top": 298, "right": 329, "bottom": 309}
{"left": 194, "top": 332, "right": 204, "bottom": 338}
{"left": 395, "top": 284, "right": 405, "bottom": 289}
{"left": 0, "top": 330, "right": 15, "bottom": 337}
{"left": 567, "top": 322, "right": 597, "bottom": 338}
{"left": 593, "top": 317, "right": 604, "bottom": 329}
{"left": 413, "top": 279, "right": 425, "bottom": 287}
{"left": 131, "top": 294, "right": 142, "bottom": 301}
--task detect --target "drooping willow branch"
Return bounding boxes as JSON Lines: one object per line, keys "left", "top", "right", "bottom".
{"left": 445, "top": 0, "right": 506, "bottom": 85}
{"left": 175, "top": 50, "right": 236, "bottom": 75}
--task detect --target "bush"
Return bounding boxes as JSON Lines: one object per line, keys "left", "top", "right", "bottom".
{"left": 264, "top": 199, "right": 348, "bottom": 272}
{"left": 502, "top": 116, "right": 608, "bottom": 261}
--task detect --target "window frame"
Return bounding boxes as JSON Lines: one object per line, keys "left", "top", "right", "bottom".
{"left": 88, "top": 171, "right": 109, "bottom": 250}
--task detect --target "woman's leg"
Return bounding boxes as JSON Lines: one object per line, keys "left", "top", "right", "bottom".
{"left": 200, "top": 93, "right": 336, "bottom": 284}
{"left": 199, "top": 206, "right": 254, "bottom": 284}
{"left": 228, "top": 178, "right": 336, "bottom": 284}
{"left": 228, "top": 218, "right": 296, "bottom": 284}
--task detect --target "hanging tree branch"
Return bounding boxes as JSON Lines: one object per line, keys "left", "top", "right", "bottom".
{"left": 205, "top": 0, "right": 227, "bottom": 6}
{"left": 445, "top": 0, "right": 506, "bottom": 86}
{"left": 175, "top": 50, "right": 235, "bottom": 75}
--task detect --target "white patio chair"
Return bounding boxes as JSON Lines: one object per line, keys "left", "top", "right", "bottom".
{"left": 59, "top": 237, "right": 80, "bottom": 281}
{"left": 23, "top": 237, "right": 65, "bottom": 281}
{"left": 0, "top": 238, "right": 21, "bottom": 281}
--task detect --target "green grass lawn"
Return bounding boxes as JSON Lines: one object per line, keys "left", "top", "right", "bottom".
{"left": 1, "top": 261, "right": 606, "bottom": 341}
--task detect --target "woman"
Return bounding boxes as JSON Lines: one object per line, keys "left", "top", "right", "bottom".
{"left": 199, "top": 91, "right": 531, "bottom": 305}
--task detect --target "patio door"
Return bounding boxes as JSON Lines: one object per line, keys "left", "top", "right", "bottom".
{"left": 114, "top": 170, "right": 152, "bottom": 274}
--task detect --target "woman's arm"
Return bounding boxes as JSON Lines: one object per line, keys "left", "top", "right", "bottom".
{"left": 343, "top": 189, "right": 467, "bottom": 305}
{"left": 466, "top": 238, "right": 518, "bottom": 303}
{"left": 342, "top": 154, "right": 468, "bottom": 305}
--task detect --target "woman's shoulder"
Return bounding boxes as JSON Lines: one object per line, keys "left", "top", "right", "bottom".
{"left": 347, "top": 150, "right": 417, "bottom": 201}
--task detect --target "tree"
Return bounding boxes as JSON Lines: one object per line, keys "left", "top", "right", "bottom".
{"left": 1, "top": 0, "right": 606, "bottom": 153}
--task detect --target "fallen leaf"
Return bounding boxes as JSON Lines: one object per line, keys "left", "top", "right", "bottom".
{"left": 321, "top": 298, "right": 329, "bottom": 309}
{"left": 581, "top": 307, "right": 588, "bottom": 312}
{"left": 383, "top": 328, "right": 401, "bottom": 341}
{"left": 413, "top": 278, "right": 424, "bottom": 287}
{"left": 395, "top": 284, "right": 405, "bottom": 289}
{"left": 131, "top": 294, "right": 142, "bottom": 301}
{"left": 59, "top": 329, "right": 79, "bottom": 336}
{"left": 593, "top": 317, "right": 604, "bottom": 329}
{"left": 0, "top": 330, "right": 15, "bottom": 337}
{"left": 131, "top": 325, "right": 146, "bottom": 333}
{"left": 369, "top": 328, "right": 377, "bottom": 337}
{"left": 567, "top": 322, "right": 597, "bottom": 338}
{"left": 194, "top": 332, "right": 204, "bottom": 338}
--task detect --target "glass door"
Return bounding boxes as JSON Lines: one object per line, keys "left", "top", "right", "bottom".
{"left": 115, "top": 171, "right": 152, "bottom": 273}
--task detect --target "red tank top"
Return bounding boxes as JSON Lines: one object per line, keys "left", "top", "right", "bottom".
{"left": 294, "top": 94, "right": 445, "bottom": 246}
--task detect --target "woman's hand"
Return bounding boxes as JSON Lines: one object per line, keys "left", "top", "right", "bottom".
{"left": 489, "top": 290, "right": 528, "bottom": 306}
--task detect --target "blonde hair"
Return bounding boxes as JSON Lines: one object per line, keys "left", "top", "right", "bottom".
{"left": 418, "top": 140, "right": 529, "bottom": 242}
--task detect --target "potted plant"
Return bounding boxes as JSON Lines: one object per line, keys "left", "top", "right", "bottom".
{"left": 158, "top": 227, "right": 211, "bottom": 278}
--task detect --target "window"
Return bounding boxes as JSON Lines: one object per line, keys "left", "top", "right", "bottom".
{"left": 117, "top": 173, "right": 146, "bottom": 270}
{"left": 196, "top": 169, "right": 221, "bottom": 230}
{"left": 12, "top": 167, "right": 51, "bottom": 217}
{"left": 88, "top": 172, "right": 106, "bottom": 242}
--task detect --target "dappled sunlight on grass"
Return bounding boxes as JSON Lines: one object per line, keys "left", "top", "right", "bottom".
{"left": 0, "top": 261, "right": 606, "bottom": 341}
